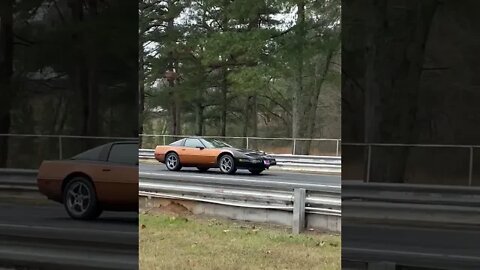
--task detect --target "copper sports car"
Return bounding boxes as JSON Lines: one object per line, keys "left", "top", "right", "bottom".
{"left": 37, "top": 141, "right": 138, "bottom": 220}
{"left": 154, "top": 137, "right": 276, "bottom": 174}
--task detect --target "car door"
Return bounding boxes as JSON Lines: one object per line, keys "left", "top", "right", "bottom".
{"left": 96, "top": 142, "right": 138, "bottom": 208}
{"left": 183, "top": 138, "right": 217, "bottom": 166}
{"left": 180, "top": 139, "right": 200, "bottom": 165}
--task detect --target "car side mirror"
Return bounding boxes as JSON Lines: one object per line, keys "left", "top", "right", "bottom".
{"left": 196, "top": 146, "right": 205, "bottom": 150}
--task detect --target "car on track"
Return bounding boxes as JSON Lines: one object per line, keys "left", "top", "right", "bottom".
{"left": 37, "top": 141, "right": 138, "bottom": 220}
{"left": 154, "top": 137, "right": 277, "bottom": 175}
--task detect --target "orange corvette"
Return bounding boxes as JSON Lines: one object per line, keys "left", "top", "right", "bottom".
{"left": 154, "top": 137, "right": 276, "bottom": 174}
{"left": 37, "top": 141, "right": 138, "bottom": 220}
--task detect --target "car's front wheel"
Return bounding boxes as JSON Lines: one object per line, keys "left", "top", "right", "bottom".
{"left": 248, "top": 168, "right": 264, "bottom": 175}
{"left": 63, "top": 177, "right": 102, "bottom": 220}
{"left": 165, "top": 152, "right": 182, "bottom": 171}
{"left": 218, "top": 154, "right": 237, "bottom": 174}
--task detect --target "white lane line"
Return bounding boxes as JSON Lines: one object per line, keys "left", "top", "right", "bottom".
{"left": 139, "top": 164, "right": 340, "bottom": 177}
{"left": 139, "top": 171, "right": 340, "bottom": 189}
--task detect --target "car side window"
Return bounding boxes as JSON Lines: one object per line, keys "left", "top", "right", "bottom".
{"left": 108, "top": 143, "right": 138, "bottom": 165}
{"left": 71, "top": 145, "right": 105, "bottom": 161}
{"left": 184, "top": 139, "right": 204, "bottom": 148}
{"left": 169, "top": 139, "right": 185, "bottom": 146}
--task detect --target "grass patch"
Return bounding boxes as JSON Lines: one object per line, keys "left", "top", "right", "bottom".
{"left": 140, "top": 213, "right": 340, "bottom": 270}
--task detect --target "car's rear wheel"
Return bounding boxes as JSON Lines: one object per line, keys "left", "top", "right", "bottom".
{"left": 165, "top": 152, "right": 182, "bottom": 171}
{"left": 197, "top": 167, "right": 209, "bottom": 172}
{"left": 218, "top": 154, "right": 237, "bottom": 174}
{"left": 248, "top": 168, "right": 264, "bottom": 175}
{"left": 63, "top": 177, "right": 102, "bottom": 220}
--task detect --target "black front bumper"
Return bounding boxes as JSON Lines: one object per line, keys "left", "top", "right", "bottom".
{"left": 235, "top": 157, "right": 277, "bottom": 169}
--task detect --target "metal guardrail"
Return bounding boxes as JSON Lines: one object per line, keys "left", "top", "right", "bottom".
{"left": 139, "top": 173, "right": 341, "bottom": 233}
{"left": 141, "top": 134, "right": 342, "bottom": 156}
{"left": 4, "top": 169, "right": 478, "bottom": 228}
{"left": 342, "top": 180, "right": 480, "bottom": 226}
{"left": 0, "top": 169, "right": 341, "bottom": 233}
{"left": 342, "top": 180, "right": 480, "bottom": 270}
{"left": 0, "top": 169, "right": 39, "bottom": 193}
{"left": 139, "top": 149, "right": 342, "bottom": 173}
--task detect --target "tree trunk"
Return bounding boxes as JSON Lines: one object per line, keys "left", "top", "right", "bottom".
{"left": 242, "top": 96, "right": 250, "bottom": 148}
{"left": 219, "top": 0, "right": 229, "bottom": 137}
{"left": 365, "top": 0, "right": 439, "bottom": 182}
{"left": 251, "top": 93, "right": 258, "bottom": 149}
{"left": 139, "top": 37, "right": 145, "bottom": 144}
{"left": 84, "top": 1, "right": 99, "bottom": 145}
{"left": 220, "top": 67, "right": 228, "bottom": 136}
{"left": 174, "top": 60, "right": 182, "bottom": 135}
{"left": 69, "top": 0, "right": 91, "bottom": 148}
{"left": 169, "top": 78, "right": 177, "bottom": 135}
{"left": 306, "top": 50, "right": 335, "bottom": 154}
{"left": 0, "top": 0, "right": 14, "bottom": 167}
{"left": 165, "top": 13, "right": 181, "bottom": 136}
{"left": 292, "top": 0, "right": 306, "bottom": 154}
{"left": 194, "top": 104, "right": 204, "bottom": 136}
{"left": 194, "top": 87, "right": 204, "bottom": 136}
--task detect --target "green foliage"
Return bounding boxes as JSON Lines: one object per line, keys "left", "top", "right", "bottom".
{"left": 142, "top": 0, "right": 340, "bottom": 139}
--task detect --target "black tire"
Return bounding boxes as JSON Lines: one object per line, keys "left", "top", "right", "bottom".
{"left": 197, "top": 167, "right": 209, "bottom": 172}
{"left": 63, "top": 177, "right": 102, "bottom": 220}
{"left": 165, "top": 152, "right": 182, "bottom": 171}
{"left": 218, "top": 154, "right": 237, "bottom": 174}
{"left": 248, "top": 168, "right": 264, "bottom": 175}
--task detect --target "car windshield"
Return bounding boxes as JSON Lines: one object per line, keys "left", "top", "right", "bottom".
{"left": 200, "top": 138, "right": 233, "bottom": 148}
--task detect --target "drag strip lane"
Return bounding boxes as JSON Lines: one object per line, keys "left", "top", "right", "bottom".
{"left": 140, "top": 164, "right": 341, "bottom": 191}
{"left": 0, "top": 202, "right": 137, "bottom": 232}
{"left": 0, "top": 202, "right": 138, "bottom": 270}
{"left": 343, "top": 223, "right": 480, "bottom": 269}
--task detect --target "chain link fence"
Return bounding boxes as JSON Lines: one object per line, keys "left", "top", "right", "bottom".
{"left": 140, "top": 134, "right": 341, "bottom": 156}
{"left": 342, "top": 143, "right": 480, "bottom": 186}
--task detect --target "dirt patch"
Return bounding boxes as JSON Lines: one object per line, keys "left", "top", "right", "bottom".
{"left": 143, "top": 200, "right": 193, "bottom": 217}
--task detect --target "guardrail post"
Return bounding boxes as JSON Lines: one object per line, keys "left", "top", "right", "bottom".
{"left": 58, "top": 136, "right": 63, "bottom": 160}
{"left": 292, "top": 188, "right": 306, "bottom": 234}
{"left": 246, "top": 137, "right": 249, "bottom": 149}
{"left": 292, "top": 139, "right": 297, "bottom": 155}
{"left": 469, "top": 147, "right": 474, "bottom": 186}
{"left": 366, "top": 145, "right": 372, "bottom": 183}
{"left": 336, "top": 140, "right": 339, "bottom": 156}
{"left": 163, "top": 135, "right": 166, "bottom": 145}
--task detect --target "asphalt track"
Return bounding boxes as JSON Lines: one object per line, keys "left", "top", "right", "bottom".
{"left": 0, "top": 201, "right": 138, "bottom": 270}
{"left": 0, "top": 202, "right": 138, "bottom": 232}
{"left": 140, "top": 163, "right": 341, "bottom": 187}
{"left": 343, "top": 223, "right": 480, "bottom": 269}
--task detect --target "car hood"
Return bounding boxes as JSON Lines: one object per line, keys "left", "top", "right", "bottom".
{"left": 224, "top": 147, "right": 268, "bottom": 157}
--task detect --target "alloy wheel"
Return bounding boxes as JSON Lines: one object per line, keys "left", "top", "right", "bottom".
{"left": 167, "top": 154, "right": 178, "bottom": 169}
{"left": 66, "top": 181, "right": 91, "bottom": 216}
